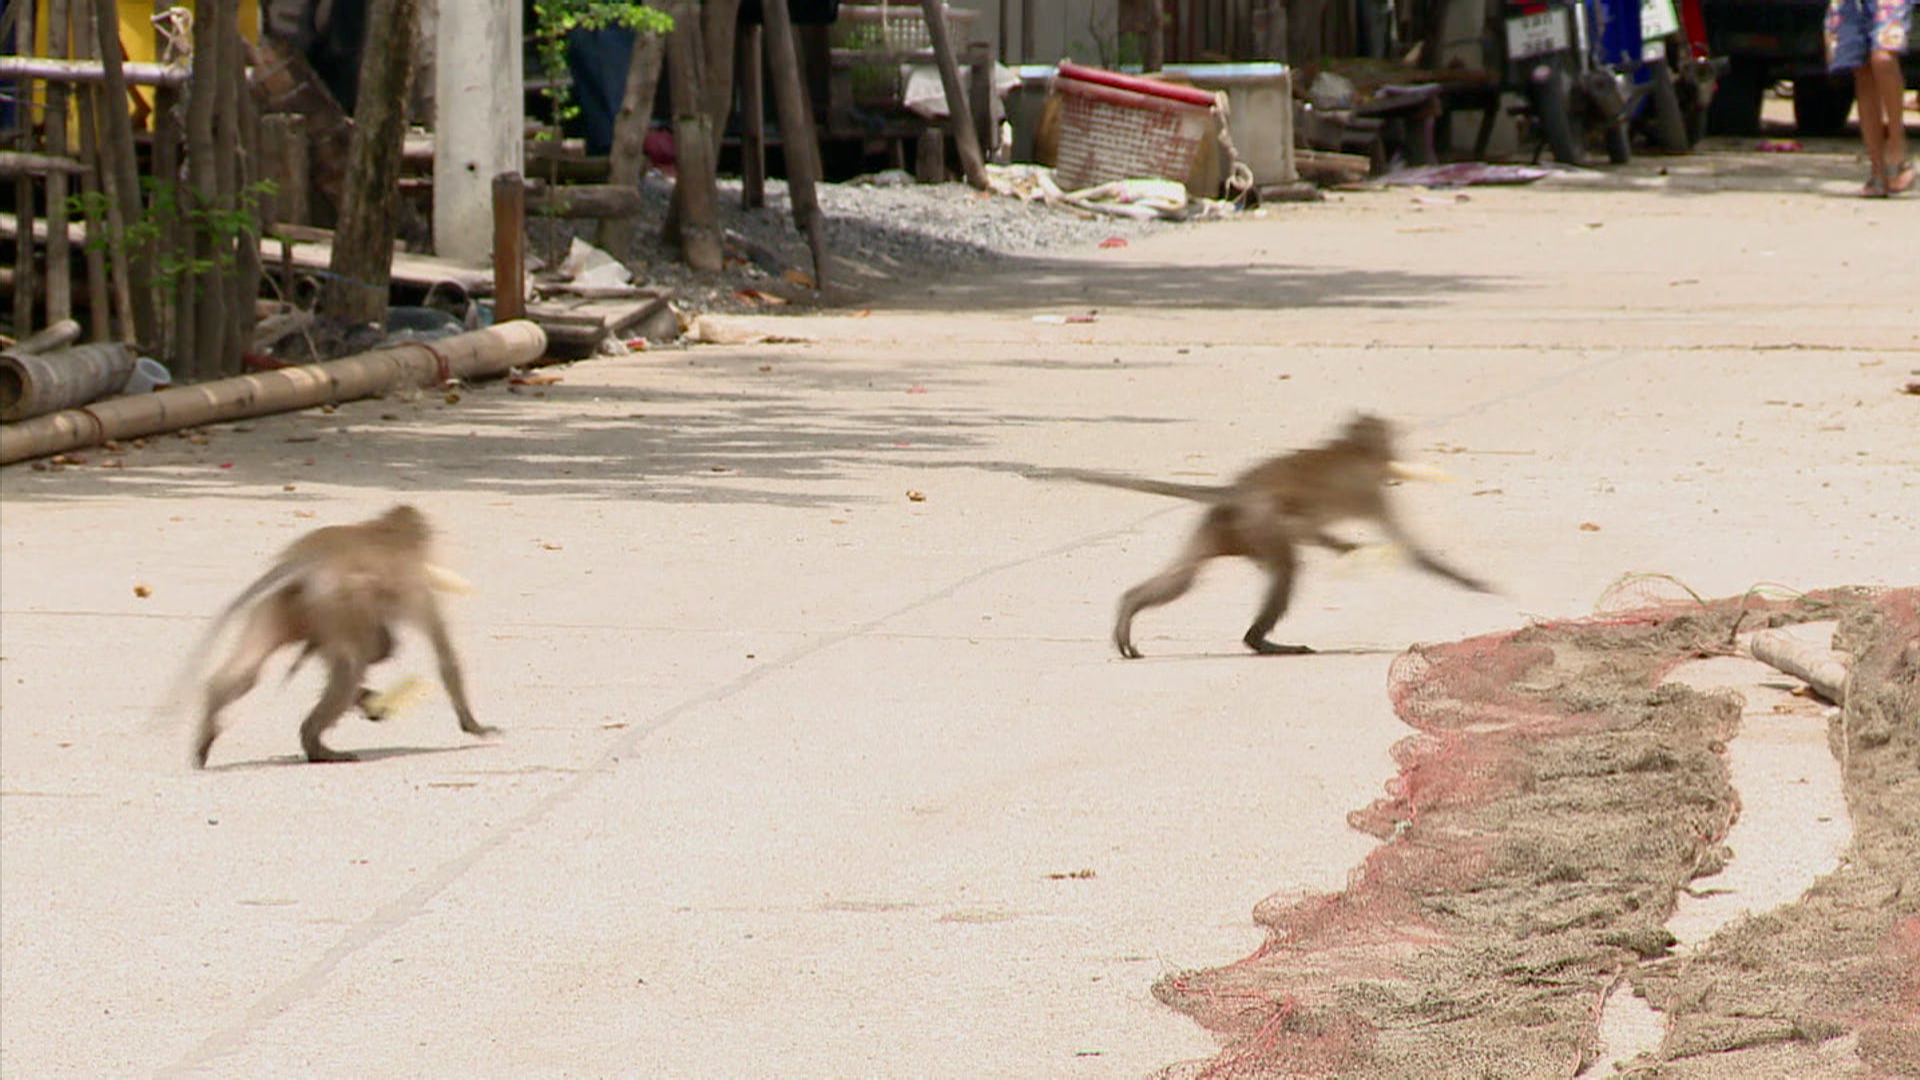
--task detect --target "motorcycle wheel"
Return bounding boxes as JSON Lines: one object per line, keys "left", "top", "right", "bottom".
{"left": 1647, "top": 59, "right": 1691, "bottom": 154}
{"left": 1604, "top": 120, "right": 1632, "bottom": 164}
{"left": 1534, "top": 66, "right": 1585, "bottom": 166}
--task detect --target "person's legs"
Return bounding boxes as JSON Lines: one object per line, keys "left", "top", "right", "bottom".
{"left": 1855, "top": 62, "right": 1888, "bottom": 190}
{"left": 1868, "top": 51, "right": 1913, "bottom": 191}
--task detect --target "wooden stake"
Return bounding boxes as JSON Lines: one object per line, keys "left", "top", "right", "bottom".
{"left": 491, "top": 171, "right": 526, "bottom": 323}
{"left": 94, "top": 0, "right": 157, "bottom": 348}
{"left": 322, "top": 0, "right": 421, "bottom": 326}
{"left": 918, "top": 0, "right": 987, "bottom": 191}
{"left": 69, "top": 0, "right": 111, "bottom": 343}
{"left": 737, "top": 24, "right": 765, "bottom": 210}
{"left": 760, "top": 0, "right": 827, "bottom": 288}
{"left": 596, "top": 27, "right": 666, "bottom": 256}
{"left": 12, "top": 0, "right": 39, "bottom": 337}
{"left": 44, "top": 0, "right": 73, "bottom": 327}
{"left": 665, "top": 2, "right": 723, "bottom": 272}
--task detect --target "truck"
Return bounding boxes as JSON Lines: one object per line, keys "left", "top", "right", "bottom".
{"left": 1703, "top": 0, "right": 1920, "bottom": 134}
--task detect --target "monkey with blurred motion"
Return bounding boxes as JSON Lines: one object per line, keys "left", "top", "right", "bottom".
{"left": 1060, "top": 414, "right": 1494, "bottom": 659}
{"left": 184, "top": 504, "right": 494, "bottom": 767}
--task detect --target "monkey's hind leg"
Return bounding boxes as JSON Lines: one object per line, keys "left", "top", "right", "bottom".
{"left": 1114, "top": 507, "right": 1238, "bottom": 659}
{"left": 299, "top": 654, "right": 367, "bottom": 764}
{"left": 196, "top": 598, "right": 299, "bottom": 768}
{"left": 1243, "top": 547, "right": 1313, "bottom": 656}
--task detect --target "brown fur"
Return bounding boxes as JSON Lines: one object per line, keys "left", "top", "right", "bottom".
{"left": 187, "top": 505, "right": 493, "bottom": 766}
{"left": 1065, "top": 415, "right": 1492, "bottom": 658}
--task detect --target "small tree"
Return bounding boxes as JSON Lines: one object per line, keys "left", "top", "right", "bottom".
{"left": 529, "top": 0, "right": 674, "bottom": 155}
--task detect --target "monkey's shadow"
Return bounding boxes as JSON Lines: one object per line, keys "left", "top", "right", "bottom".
{"left": 1117, "top": 646, "right": 1406, "bottom": 661}
{"left": 202, "top": 743, "right": 497, "bottom": 772}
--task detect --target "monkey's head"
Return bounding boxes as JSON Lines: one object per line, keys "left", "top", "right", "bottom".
{"left": 377, "top": 504, "right": 433, "bottom": 548}
{"left": 1340, "top": 413, "right": 1397, "bottom": 460}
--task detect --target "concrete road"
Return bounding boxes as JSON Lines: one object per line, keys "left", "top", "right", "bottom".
{"left": 3, "top": 145, "right": 1915, "bottom": 1078}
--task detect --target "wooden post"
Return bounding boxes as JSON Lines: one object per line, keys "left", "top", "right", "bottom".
{"left": 760, "top": 0, "right": 828, "bottom": 288}
{"left": 595, "top": 27, "right": 666, "bottom": 256}
{"left": 259, "top": 114, "right": 310, "bottom": 228}
{"left": 69, "top": 0, "right": 111, "bottom": 343}
{"left": 12, "top": 0, "right": 39, "bottom": 337}
{"left": 183, "top": 0, "right": 228, "bottom": 379}
{"left": 918, "top": 0, "right": 987, "bottom": 191}
{"left": 737, "top": 24, "right": 765, "bottom": 209}
{"left": 324, "top": 0, "right": 421, "bottom": 325}
{"left": 665, "top": 3, "right": 723, "bottom": 272}
{"left": 44, "top": 0, "right": 73, "bottom": 327}
{"left": 491, "top": 171, "right": 525, "bottom": 323}
{"left": 222, "top": 9, "right": 262, "bottom": 377}
{"left": 700, "top": 0, "right": 742, "bottom": 138}
{"left": 433, "top": 0, "right": 522, "bottom": 265}
{"left": 94, "top": 0, "right": 157, "bottom": 348}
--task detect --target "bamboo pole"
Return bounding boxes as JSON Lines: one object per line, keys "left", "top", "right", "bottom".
{"left": 918, "top": 0, "right": 987, "bottom": 191}
{"left": 151, "top": 0, "right": 185, "bottom": 361}
{"left": 0, "top": 320, "right": 548, "bottom": 465}
{"left": 0, "top": 56, "right": 188, "bottom": 86}
{"left": 11, "top": 0, "right": 38, "bottom": 337}
{"left": 664, "top": 2, "right": 723, "bottom": 272}
{"left": 321, "top": 0, "right": 420, "bottom": 326}
{"left": 183, "top": 0, "right": 223, "bottom": 381}
{"left": 93, "top": 0, "right": 158, "bottom": 348}
{"left": 760, "top": 0, "right": 828, "bottom": 289}
{"left": 45, "top": 0, "right": 74, "bottom": 327}
{"left": 1749, "top": 630, "right": 1852, "bottom": 706}
{"left": 594, "top": 26, "right": 666, "bottom": 256}
{"left": 69, "top": 0, "right": 112, "bottom": 343}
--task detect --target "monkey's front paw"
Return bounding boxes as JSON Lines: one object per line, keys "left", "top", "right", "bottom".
{"left": 305, "top": 749, "right": 360, "bottom": 764}
{"left": 466, "top": 723, "right": 502, "bottom": 739}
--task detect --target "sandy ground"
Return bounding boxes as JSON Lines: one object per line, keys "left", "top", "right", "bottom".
{"left": 2, "top": 137, "right": 1916, "bottom": 1078}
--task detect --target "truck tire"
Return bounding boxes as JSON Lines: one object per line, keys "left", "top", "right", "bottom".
{"left": 1707, "top": 55, "right": 1766, "bottom": 136}
{"left": 1792, "top": 75, "right": 1855, "bottom": 136}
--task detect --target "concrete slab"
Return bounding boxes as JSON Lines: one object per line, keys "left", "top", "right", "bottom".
{"left": 3, "top": 146, "right": 1916, "bottom": 1077}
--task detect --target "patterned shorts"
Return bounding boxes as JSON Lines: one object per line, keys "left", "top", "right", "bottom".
{"left": 1827, "top": 0, "right": 1914, "bottom": 71}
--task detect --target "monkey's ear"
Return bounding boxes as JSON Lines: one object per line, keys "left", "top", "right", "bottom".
{"left": 425, "top": 564, "right": 478, "bottom": 594}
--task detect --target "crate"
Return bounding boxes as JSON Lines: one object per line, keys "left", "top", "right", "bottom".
{"left": 1049, "top": 62, "right": 1220, "bottom": 194}
{"left": 832, "top": 3, "right": 980, "bottom": 106}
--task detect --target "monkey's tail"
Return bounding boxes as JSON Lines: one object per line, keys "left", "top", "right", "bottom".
{"left": 158, "top": 561, "right": 304, "bottom": 718}
{"left": 1046, "top": 468, "right": 1233, "bottom": 503}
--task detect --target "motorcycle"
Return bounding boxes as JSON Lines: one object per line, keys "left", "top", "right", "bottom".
{"left": 1496, "top": 0, "right": 1635, "bottom": 165}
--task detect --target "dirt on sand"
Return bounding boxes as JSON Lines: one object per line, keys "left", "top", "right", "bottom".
{"left": 1153, "top": 586, "right": 1919, "bottom": 1079}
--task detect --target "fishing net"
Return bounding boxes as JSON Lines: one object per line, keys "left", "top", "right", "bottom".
{"left": 1155, "top": 585, "right": 1918, "bottom": 1079}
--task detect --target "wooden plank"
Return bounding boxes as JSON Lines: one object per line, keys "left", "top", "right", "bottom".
{"left": 0, "top": 151, "right": 90, "bottom": 177}
{"left": 259, "top": 235, "right": 496, "bottom": 295}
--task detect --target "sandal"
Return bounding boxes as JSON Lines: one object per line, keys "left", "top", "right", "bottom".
{"left": 1861, "top": 168, "right": 1889, "bottom": 198}
{"left": 1889, "top": 160, "right": 1918, "bottom": 196}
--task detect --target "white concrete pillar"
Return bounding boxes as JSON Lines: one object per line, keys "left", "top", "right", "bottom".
{"left": 433, "top": 0, "right": 524, "bottom": 265}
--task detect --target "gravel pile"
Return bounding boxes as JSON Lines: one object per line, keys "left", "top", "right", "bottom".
{"left": 531, "top": 170, "right": 1180, "bottom": 318}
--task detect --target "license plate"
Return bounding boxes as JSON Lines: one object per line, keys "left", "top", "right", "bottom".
{"left": 1641, "top": 0, "right": 1681, "bottom": 42}
{"left": 1506, "top": 10, "right": 1572, "bottom": 60}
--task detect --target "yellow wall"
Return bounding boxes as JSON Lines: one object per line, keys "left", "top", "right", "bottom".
{"left": 30, "top": 1, "right": 261, "bottom": 119}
